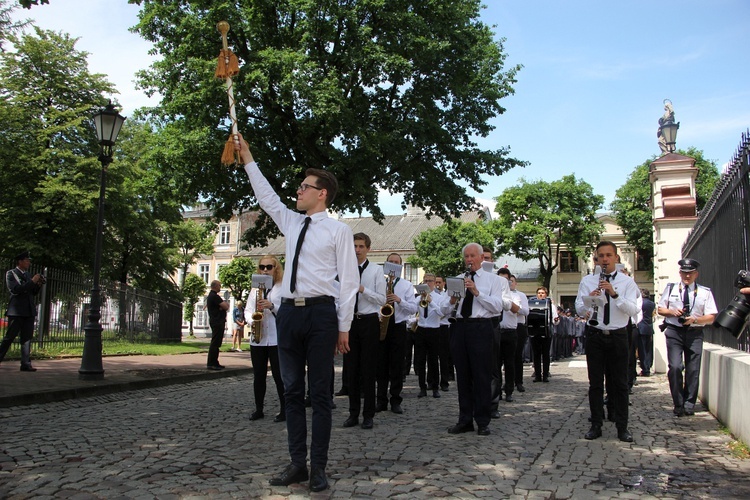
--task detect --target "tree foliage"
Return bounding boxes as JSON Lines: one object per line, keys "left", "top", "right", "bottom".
{"left": 132, "top": 0, "right": 525, "bottom": 247}
{"left": 218, "top": 256, "right": 255, "bottom": 303}
{"left": 410, "top": 220, "right": 495, "bottom": 279}
{"left": 610, "top": 147, "right": 720, "bottom": 266}
{"left": 181, "top": 272, "right": 207, "bottom": 336}
{"left": 492, "top": 175, "right": 604, "bottom": 289}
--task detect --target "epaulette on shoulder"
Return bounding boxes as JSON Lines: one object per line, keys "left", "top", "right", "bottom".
{"left": 698, "top": 284, "right": 711, "bottom": 291}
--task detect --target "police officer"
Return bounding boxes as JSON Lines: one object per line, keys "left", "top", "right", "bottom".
{"left": 1, "top": 251, "right": 44, "bottom": 371}
{"left": 657, "top": 258, "right": 717, "bottom": 417}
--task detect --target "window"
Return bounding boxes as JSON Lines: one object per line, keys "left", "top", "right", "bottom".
{"left": 217, "top": 264, "right": 226, "bottom": 279}
{"left": 559, "top": 251, "right": 579, "bottom": 273}
{"left": 636, "top": 249, "right": 653, "bottom": 271}
{"left": 219, "top": 224, "right": 231, "bottom": 245}
{"left": 199, "top": 264, "right": 210, "bottom": 284}
{"left": 404, "top": 263, "right": 419, "bottom": 283}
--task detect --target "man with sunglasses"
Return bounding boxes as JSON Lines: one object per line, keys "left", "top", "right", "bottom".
{"left": 237, "top": 134, "right": 358, "bottom": 493}
{"left": 657, "top": 258, "right": 717, "bottom": 417}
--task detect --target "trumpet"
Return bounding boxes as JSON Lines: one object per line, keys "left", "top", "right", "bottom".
{"left": 419, "top": 289, "right": 429, "bottom": 308}
{"left": 379, "top": 270, "right": 396, "bottom": 340}
{"left": 448, "top": 266, "right": 472, "bottom": 324}
{"left": 251, "top": 283, "right": 265, "bottom": 343}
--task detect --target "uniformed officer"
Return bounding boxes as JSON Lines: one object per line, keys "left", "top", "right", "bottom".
{"left": 657, "top": 258, "right": 718, "bottom": 417}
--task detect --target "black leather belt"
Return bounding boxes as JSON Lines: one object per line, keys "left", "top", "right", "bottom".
{"left": 353, "top": 312, "right": 378, "bottom": 320}
{"left": 454, "top": 318, "right": 492, "bottom": 324}
{"left": 586, "top": 326, "right": 626, "bottom": 336}
{"left": 281, "top": 296, "right": 335, "bottom": 307}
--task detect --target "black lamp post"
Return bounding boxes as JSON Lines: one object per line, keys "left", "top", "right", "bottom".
{"left": 79, "top": 101, "right": 126, "bottom": 380}
{"left": 662, "top": 120, "right": 680, "bottom": 153}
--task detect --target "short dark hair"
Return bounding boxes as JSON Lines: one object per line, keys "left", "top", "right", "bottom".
{"left": 305, "top": 168, "right": 338, "bottom": 207}
{"left": 387, "top": 252, "right": 402, "bottom": 264}
{"left": 497, "top": 268, "right": 511, "bottom": 278}
{"left": 482, "top": 246, "right": 493, "bottom": 255}
{"left": 353, "top": 232, "right": 371, "bottom": 248}
{"left": 596, "top": 240, "right": 618, "bottom": 253}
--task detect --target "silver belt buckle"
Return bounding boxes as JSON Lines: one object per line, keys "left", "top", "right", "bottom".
{"left": 294, "top": 297, "right": 306, "bottom": 307}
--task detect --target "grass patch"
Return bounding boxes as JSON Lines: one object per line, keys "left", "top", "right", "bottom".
{"left": 719, "top": 425, "right": 750, "bottom": 459}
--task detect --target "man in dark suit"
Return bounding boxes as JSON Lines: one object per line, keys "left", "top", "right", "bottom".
{"left": 1, "top": 251, "right": 44, "bottom": 371}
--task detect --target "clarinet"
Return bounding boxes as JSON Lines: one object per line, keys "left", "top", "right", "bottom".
{"left": 589, "top": 268, "right": 607, "bottom": 326}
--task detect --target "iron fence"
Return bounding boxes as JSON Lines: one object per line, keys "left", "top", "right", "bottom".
{"left": 682, "top": 130, "right": 750, "bottom": 352}
{"left": 1, "top": 260, "right": 183, "bottom": 354}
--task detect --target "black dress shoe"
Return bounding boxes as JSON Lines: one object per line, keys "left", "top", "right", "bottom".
{"left": 273, "top": 413, "right": 286, "bottom": 423}
{"left": 335, "top": 388, "right": 348, "bottom": 396}
{"left": 20, "top": 365, "right": 37, "bottom": 372}
{"left": 270, "top": 463, "right": 309, "bottom": 486}
{"left": 477, "top": 426, "right": 491, "bottom": 436}
{"left": 618, "top": 429, "right": 634, "bottom": 442}
{"left": 447, "top": 422, "right": 475, "bottom": 434}
{"left": 490, "top": 410, "right": 501, "bottom": 419}
{"left": 440, "top": 384, "right": 449, "bottom": 391}
{"left": 505, "top": 395, "right": 513, "bottom": 402}
{"left": 206, "top": 365, "right": 224, "bottom": 371}
{"left": 516, "top": 384, "right": 526, "bottom": 393}
{"left": 683, "top": 408, "right": 695, "bottom": 416}
{"left": 250, "top": 410, "right": 265, "bottom": 421}
{"left": 361, "top": 418, "right": 374, "bottom": 429}
{"left": 585, "top": 425, "right": 602, "bottom": 440}
{"left": 533, "top": 377, "right": 542, "bottom": 383}
{"left": 542, "top": 376, "right": 549, "bottom": 382}
{"left": 433, "top": 390, "right": 441, "bottom": 398}
{"left": 342, "top": 416, "right": 359, "bottom": 428}
{"left": 417, "top": 389, "right": 427, "bottom": 398}
{"left": 673, "top": 406, "right": 685, "bottom": 417}
{"left": 391, "top": 404, "right": 403, "bottom": 414}
{"left": 375, "top": 403, "right": 387, "bottom": 412}
{"left": 309, "top": 466, "right": 329, "bottom": 492}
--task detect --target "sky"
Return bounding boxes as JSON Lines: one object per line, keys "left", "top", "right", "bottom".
{"left": 11, "top": 0, "right": 750, "bottom": 216}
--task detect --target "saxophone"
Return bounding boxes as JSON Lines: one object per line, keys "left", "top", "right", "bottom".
{"left": 251, "top": 283, "right": 265, "bottom": 343}
{"left": 379, "top": 270, "right": 396, "bottom": 340}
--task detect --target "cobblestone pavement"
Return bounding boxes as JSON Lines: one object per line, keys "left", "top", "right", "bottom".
{"left": 1, "top": 357, "right": 749, "bottom": 499}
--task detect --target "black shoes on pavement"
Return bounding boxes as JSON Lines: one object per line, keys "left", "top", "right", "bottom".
{"left": 417, "top": 389, "right": 427, "bottom": 398}
{"left": 269, "top": 463, "right": 328, "bottom": 492}
{"left": 273, "top": 413, "right": 286, "bottom": 423}
{"left": 309, "top": 466, "right": 329, "bottom": 492}
{"left": 447, "top": 422, "right": 475, "bottom": 434}
{"left": 343, "top": 416, "right": 359, "bottom": 428}
{"left": 391, "top": 404, "right": 403, "bottom": 414}
{"left": 361, "top": 418, "right": 374, "bottom": 429}
{"left": 249, "top": 410, "right": 264, "bottom": 421}
{"left": 206, "top": 364, "right": 224, "bottom": 371}
{"left": 477, "top": 426, "right": 491, "bottom": 436}
{"left": 516, "top": 383, "right": 526, "bottom": 392}
{"left": 618, "top": 429, "right": 634, "bottom": 442}
{"left": 585, "top": 425, "right": 602, "bottom": 440}
{"left": 20, "top": 365, "right": 37, "bottom": 372}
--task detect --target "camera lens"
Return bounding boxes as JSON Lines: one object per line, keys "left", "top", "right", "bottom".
{"left": 714, "top": 293, "right": 750, "bottom": 338}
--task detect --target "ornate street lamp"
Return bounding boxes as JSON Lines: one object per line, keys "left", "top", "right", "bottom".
{"left": 79, "top": 101, "right": 126, "bottom": 380}
{"left": 661, "top": 120, "right": 680, "bottom": 153}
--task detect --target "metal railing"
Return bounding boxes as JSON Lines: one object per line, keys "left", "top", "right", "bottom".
{"left": 1, "top": 261, "right": 183, "bottom": 354}
{"left": 682, "top": 130, "right": 750, "bottom": 352}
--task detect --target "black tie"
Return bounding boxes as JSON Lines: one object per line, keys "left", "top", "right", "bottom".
{"left": 603, "top": 274, "right": 611, "bottom": 325}
{"left": 682, "top": 285, "right": 690, "bottom": 312}
{"left": 460, "top": 272, "right": 476, "bottom": 318}
{"left": 289, "top": 216, "right": 311, "bottom": 293}
{"left": 354, "top": 261, "right": 367, "bottom": 313}
{"left": 423, "top": 303, "right": 428, "bottom": 318}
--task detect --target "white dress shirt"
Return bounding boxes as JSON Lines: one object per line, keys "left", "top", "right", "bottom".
{"left": 245, "top": 282, "right": 283, "bottom": 346}
{"left": 658, "top": 282, "right": 718, "bottom": 328}
{"left": 575, "top": 272, "right": 639, "bottom": 330}
{"left": 244, "top": 161, "right": 359, "bottom": 332}
{"left": 417, "top": 289, "right": 448, "bottom": 328}
{"left": 356, "top": 260, "right": 386, "bottom": 315}
{"left": 391, "top": 277, "right": 418, "bottom": 323}
{"left": 513, "top": 289, "right": 530, "bottom": 325}
{"left": 455, "top": 269, "right": 511, "bottom": 319}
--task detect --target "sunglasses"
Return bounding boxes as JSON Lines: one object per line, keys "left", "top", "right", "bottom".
{"left": 258, "top": 264, "right": 275, "bottom": 271}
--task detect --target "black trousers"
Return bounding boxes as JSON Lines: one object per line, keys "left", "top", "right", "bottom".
{"left": 437, "top": 324, "right": 453, "bottom": 387}
{"left": 347, "top": 315, "right": 380, "bottom": 419}
{"left": 276, "top": 301, "right": 338, "bottom": 469}
{"left": 0, "top": 315, "right": 35, "bottom": 367}
{"left": 665, "top": 325, "right": 703, "bottom": 411}
{"left": 250, "top": 345, "right": 285, "bottom": 413}
{"left": 491, "top": 328, "right": 517, "bottom": 410}
{"left": 586, "top": 327, "right": 629, "bottom": 429}
{"left": 414, "top": 326, "right": 440, "bottom": 390}
{"left": 207, "top": 320, "right": 225, "bottom": 367}
{"left": 377, "top": 319, "right": 407, "bottom": 407}
{"left": 450, "top": 319, "right": 493, "bottom": 428}
{"left": 530, "top": 333, "right": 551, "bottom": 380}
{"left": 627, "top": 321, "right": 639, "bottom": 388}
{"left": 514, "top": 323, "right": 528, "bottom": 385}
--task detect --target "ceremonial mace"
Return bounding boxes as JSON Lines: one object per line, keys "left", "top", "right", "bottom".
{"left": 215, "top": 21, "right": 242, "bottom": 166}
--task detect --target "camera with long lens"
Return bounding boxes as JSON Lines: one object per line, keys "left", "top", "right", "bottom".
{"left": 677, "top": 310, "right": 689, "bottom": 324}
{"left": 713, "top": 270, "right": 750, "bottom": 338}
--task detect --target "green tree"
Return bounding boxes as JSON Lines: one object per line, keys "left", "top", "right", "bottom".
{"left": 171, "top": 219, "right": 215, "bottom": 289}
{"left": 181, "top": 272, "right": 207, "bottom": 337}
{"left": 218, "top": 256, "right": 255, "bottom": 303}
{"left": 610, "top": 147, "right": 720, "bottom": 270}
{"left": 410, "top": 219, "right": 495, "bottom": 279}
{"left": 492, "top": 175, "right": 604, "bottom": 290}
{"left": 0, "top": 27, "right": 115, "bottom": 269}
{"left": 1, "top": 0, "right": 29, "bottom": 51}
{"left": 133, "top": 0, "right": 525, "bottom": 247}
